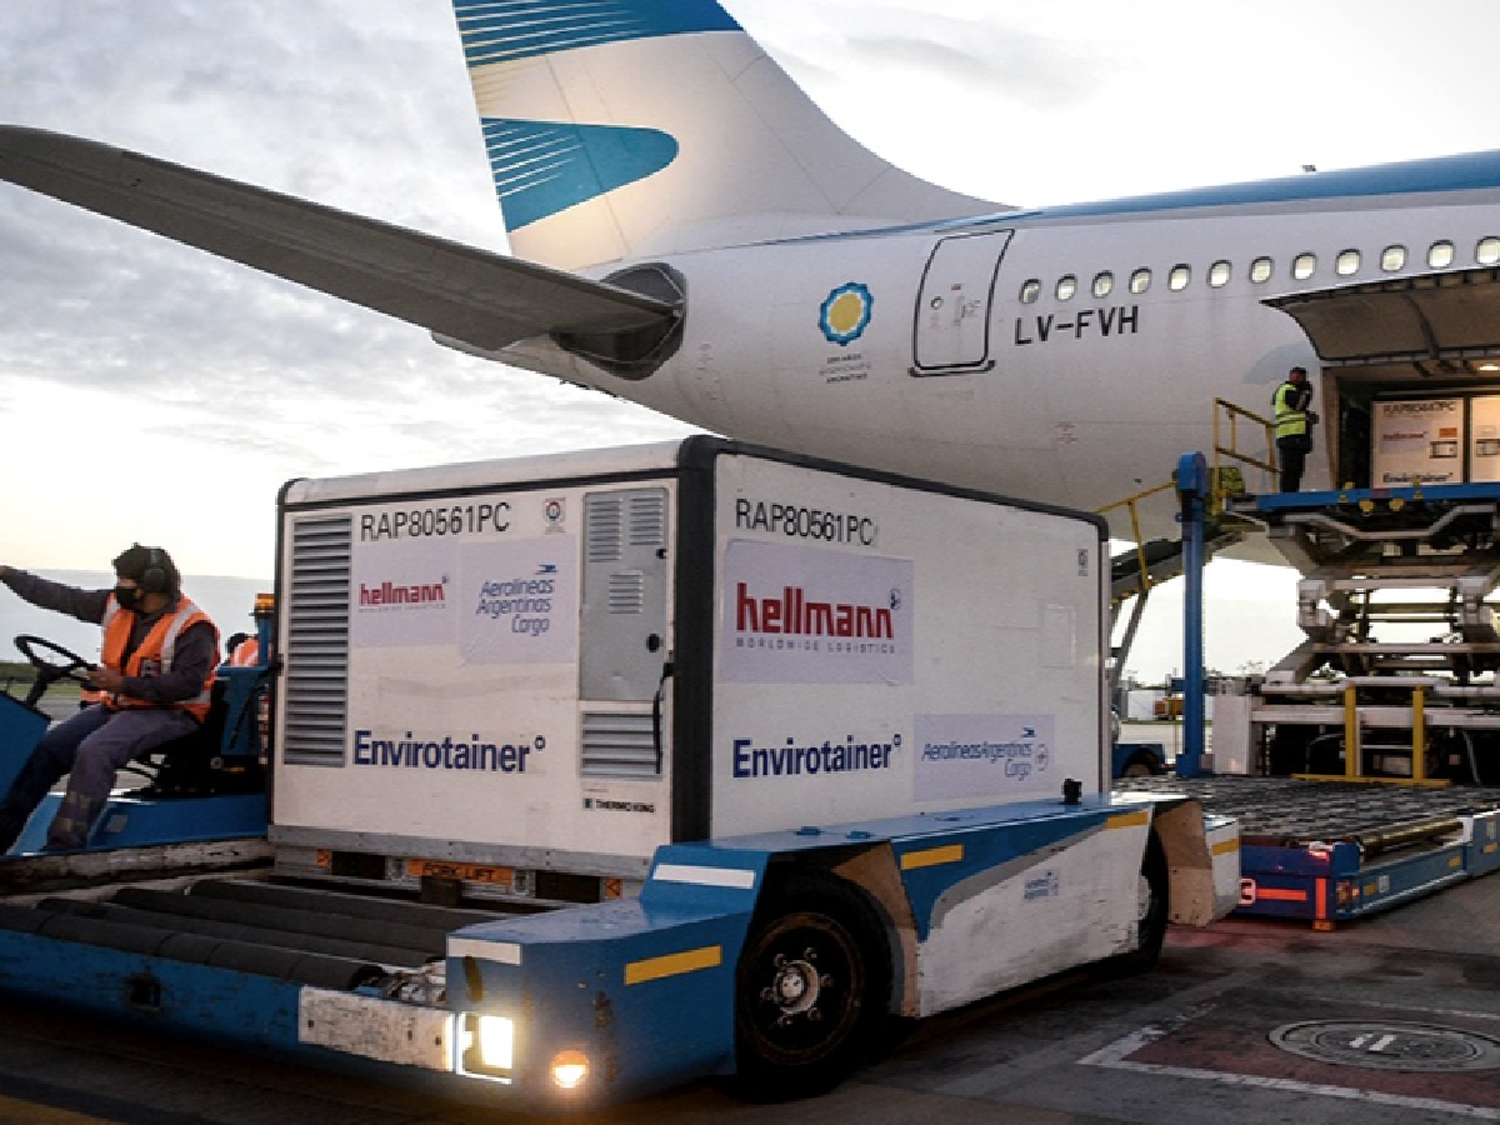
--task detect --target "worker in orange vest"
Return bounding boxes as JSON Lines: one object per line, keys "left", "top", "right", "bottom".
{"left": 0, "top": 545, "right": 219, "bottom": 853}
{"left": 225, "top": 633, "right": 260, "bottom": 667}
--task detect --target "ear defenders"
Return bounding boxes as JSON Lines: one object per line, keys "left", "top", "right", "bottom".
{"left": 139, "top": 547, "right": 170, "bottom": 595}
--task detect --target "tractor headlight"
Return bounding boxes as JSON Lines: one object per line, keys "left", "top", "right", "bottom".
{"left": 550, "top": 1048, "right": 589, "bottom": 1090}
{"left": 457, "top": 1012, "right": 515, "bottom": 1081}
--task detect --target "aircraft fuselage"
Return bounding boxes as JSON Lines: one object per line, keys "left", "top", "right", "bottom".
{"left": 503, "top": 157, "right": 1500, "bottom": 541}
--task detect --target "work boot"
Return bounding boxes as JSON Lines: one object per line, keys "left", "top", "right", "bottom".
{"left": 44, "top": 790, "right": 102, "bottom": 852}
{"left": 0, "top": 808, "right": 26, "bottom": 855}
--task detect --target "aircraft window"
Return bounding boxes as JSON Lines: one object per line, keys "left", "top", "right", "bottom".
{"left": 1336, "top": 249, "right": 1361, "bottom": 276}
{"left": 1092, "top": 271, "right": 1115, "bottom": 298}
{"left": 1249, "top": 257, "right": 1273, "bottom": 283}
{"left": 1056, "top": 275, "right": 1078, "bottom": 301}
{"left": 1478, "top": 237, "right": 1500, "bottom": 266}
{"left": 1130, "top": 268, "right": 1151, "bottom": 294}
{"left": 1381, "top": 245, "right": 1407, "bottom": 272}
{"left": 1169, "top": 265, "right": 1191, "bottom": 291}
{"left": 1293, "top": 253, "right": 1316, "bottom": 280}
{"left": 1430, "top": 240, "right": 1455, "bottom": 268}
{"left": 1020, "top": 279, "right": 1042, "bottom": 304}
{"left": 1208, "top": 260, "right": 1232, "bottom": 288}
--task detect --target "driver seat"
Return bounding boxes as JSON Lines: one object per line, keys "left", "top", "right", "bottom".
{"left": 126, "top": 682, "right": 261, "bottom": 797}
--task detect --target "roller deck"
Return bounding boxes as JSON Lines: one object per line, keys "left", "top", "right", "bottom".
{"left": 0, "top": 875, "right": 518, "bottom": 975}
{"left": 0, "top": 870, "right": 523, "bottom": 1076}
{"left": 1116, "top": 775, "right": 1500, "bottom": 927}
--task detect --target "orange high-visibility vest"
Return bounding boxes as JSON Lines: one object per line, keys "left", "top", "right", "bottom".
{"left": 227, "top": 637, "right": 260, "bottom": 667}
{"left": 99, "top": 595, "right": 218, "bottom": 720}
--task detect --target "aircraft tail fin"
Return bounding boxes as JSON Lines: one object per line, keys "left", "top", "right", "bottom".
{"left": 451, "top": 0, "right": 1001, "bottom": 271}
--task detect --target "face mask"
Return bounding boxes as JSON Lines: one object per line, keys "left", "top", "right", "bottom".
{"left": 114, "top": 585, "right": 144, "bottom": 611}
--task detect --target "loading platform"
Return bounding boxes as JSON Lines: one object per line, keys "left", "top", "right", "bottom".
{"left": 1116, "top": 775, "right": 1500, "bottom": 929}
{"left": 1130, "top": 474, "right": 1500, "bottom": 928}
{"left": 1212, "top": 480, "right": 1500, "bottom": 786}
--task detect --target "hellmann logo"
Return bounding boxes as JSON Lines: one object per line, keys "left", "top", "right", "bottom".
{"left": 735, "top": 582, "right": 894, "bottom": 638}
{"left": 359, "top": 578, "right": 448, "bottom": 607}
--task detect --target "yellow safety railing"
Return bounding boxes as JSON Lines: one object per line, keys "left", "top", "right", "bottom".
{"left": 1100, "top": 397, "right": 1276, "bottom": 599}
{"left": 1328, "top": 682, "right": 1448, "bottom": 787}
{"left": 1212, "top": 397, "right": 1277, "bottom": 509}
{"left": 1097, "top": 481, "right": 1176, "bottom": 598}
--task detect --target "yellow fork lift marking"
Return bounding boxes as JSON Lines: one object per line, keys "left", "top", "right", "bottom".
{"left": 901, "top": 843, "right": 964, "bottom": 870}
{"left": 625, "top": 944, "right": 722, "bottom": 986}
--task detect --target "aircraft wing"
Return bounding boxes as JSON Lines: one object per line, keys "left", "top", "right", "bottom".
{"left": 0, "top": 126, "right": 678, "bottom": 352}
{"left": 1266, "top": 266, "right": 1500, "bottom": 377}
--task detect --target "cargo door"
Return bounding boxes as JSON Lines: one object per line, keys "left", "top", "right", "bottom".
{"left": 912, "top": 229, "right": 1012, "bottom": 375}
{"left": 1267, "top": 267, "right": 1500, "bottom": 486}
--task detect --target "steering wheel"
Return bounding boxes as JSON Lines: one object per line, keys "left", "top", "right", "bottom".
{"left": 14, "top": 635, "right": 95, "bottom": 709}
{"left": 16, "top": 635, "right": 94, "bottom": 681}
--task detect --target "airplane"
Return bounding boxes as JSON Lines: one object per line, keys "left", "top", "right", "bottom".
{"left": 3, "top": 0, "right": 1500, "bottom": 552}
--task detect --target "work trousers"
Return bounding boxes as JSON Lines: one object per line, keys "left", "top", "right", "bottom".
{"left": 1277, "top": 436, "right": 1308, "bottom": 492}
{"left": 0, "top": 704, "right": 196, "bottom": 852}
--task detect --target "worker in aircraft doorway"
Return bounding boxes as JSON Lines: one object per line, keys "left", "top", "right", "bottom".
{"left": 1273, "top": 365, "right": 1319, "bottom": 492}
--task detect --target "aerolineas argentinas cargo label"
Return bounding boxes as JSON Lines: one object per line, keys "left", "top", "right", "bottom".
{"left": 720, "top": 539, "right": 913, "bottom": 684}
{"left": 349, "top": 535, "right": 578, "bottom": 663}
{"left": 914, "top": 714, "right": 1057, "bottom": 799}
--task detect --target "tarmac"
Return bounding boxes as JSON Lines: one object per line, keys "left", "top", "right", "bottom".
{"left": 6, "top": 714, "right": 1500, "bottom": 1123}
{"left": 1, "top": 849, "right": 1499, "bottom": 1124}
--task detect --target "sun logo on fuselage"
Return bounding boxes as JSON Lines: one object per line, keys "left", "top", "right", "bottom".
{"left": 819, "top": 282, "right": 874, "bottom": 346}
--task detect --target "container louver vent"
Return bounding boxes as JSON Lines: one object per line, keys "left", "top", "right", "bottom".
{"left": 581, "top": 711, "right": 660, "bottom": 778}
{"left": 628, "top": 492, "right": 667, "bottom": 547}
{"left": 282, "top": 515, "right": 351, "bottom": 766}
{"left": 608, "top": 571, "right": 646, "bottom": 614}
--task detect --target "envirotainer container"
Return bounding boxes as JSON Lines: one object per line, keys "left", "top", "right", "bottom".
{"left": 269, "top": 437, "right": 1108, "bottom": 899}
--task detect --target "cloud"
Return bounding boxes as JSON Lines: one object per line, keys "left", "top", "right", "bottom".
{"left": 0, "top": 1, "right": 698, "bottom": 576}
{"left": 841, "top": 25, "right": 1107, "bottom": 110}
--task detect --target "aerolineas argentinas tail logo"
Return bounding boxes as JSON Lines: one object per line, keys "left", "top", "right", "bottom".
{"left": 720, "top": 539, "right": 913, "bottom": 685}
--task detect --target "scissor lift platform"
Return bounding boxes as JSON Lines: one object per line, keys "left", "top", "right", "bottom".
{"left": 1115, "top": 776, "right": 1500, "bottom": 928}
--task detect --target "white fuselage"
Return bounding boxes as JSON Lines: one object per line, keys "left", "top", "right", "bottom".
{"left": 500, "top": 172, "right": 1500, "bottom": 543}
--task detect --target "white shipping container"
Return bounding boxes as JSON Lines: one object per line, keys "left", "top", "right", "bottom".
{"left": 1371, "top": 396, "right": 1465, "bottom": 486}
{"left": 268, "top": 438, "right": 1108, "bottom": 891}
{"left": 1470, "top": 394, "right": 1500, "bottom": 483}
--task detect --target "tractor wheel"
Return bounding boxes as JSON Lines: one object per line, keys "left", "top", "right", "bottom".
{"left": 728, "top": 873, "right": 891, "bottom": 1101}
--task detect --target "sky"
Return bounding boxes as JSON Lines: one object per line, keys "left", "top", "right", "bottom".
{"left": 2, "top": 1, "right": 1499, "bottom": 679}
